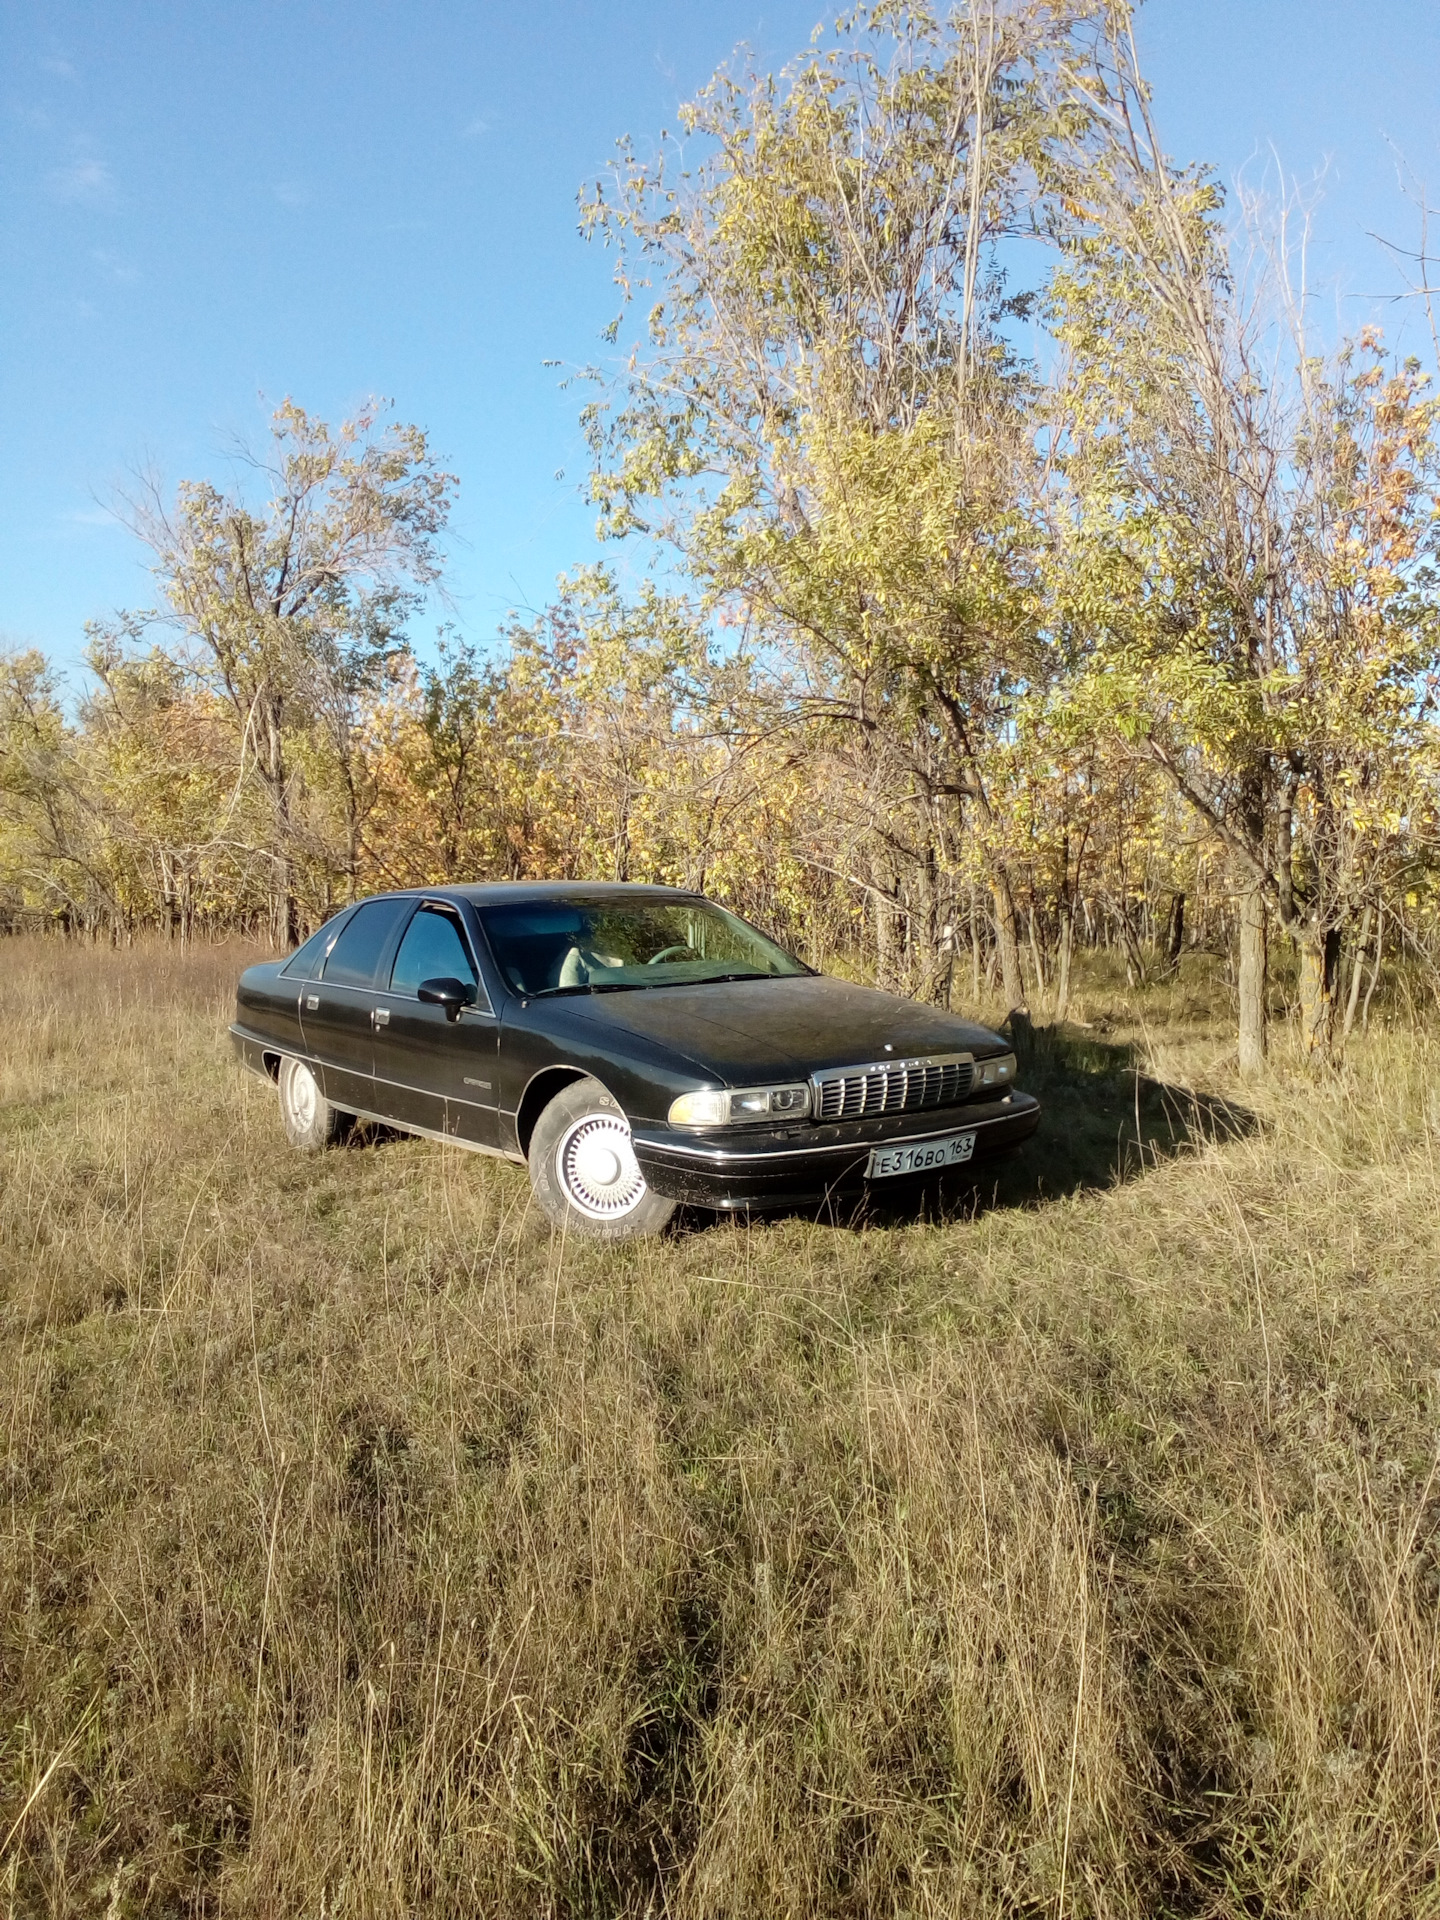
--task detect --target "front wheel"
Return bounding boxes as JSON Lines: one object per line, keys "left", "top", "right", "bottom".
{"left": 528, "top": 1077, "right": 676, "bottom": 1241}
{"left": 278, "top": 1054, "right": 351, "bottom": 1151}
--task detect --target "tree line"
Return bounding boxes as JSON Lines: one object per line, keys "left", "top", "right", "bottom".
{"left": 3, "top": 2, "right": 1438, "bottom": 1071}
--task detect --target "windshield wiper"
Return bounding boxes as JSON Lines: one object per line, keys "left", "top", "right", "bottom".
{"left": 529, "top": 981, "right": 645, "bottom": 998}
{"left": 605, "top": 970, "right": 774, "bottom": 990}
{"left": 530, "top": 971, "right": 774, "bottom": 998}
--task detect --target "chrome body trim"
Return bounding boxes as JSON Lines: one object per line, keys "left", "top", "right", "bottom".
{"left": 633, "top": 1097, "right": 1025, "bottom": 1164}
{"left": 293, "top": 980, "right": 496, "bottom": 1018}
{"left": 334, "top": 1105, "right": 524, "bottom": 1162}
{"left": 229, "top": 1024, "right": 525, "bottom": 1162}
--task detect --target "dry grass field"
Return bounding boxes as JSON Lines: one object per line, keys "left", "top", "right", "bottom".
{"left": 3, "top": 935, "right": 1440, "bottom": 1916}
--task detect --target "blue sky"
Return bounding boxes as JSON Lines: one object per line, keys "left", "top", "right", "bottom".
{"left": 4, "top": 1, "right": 1439, "bottom": 676}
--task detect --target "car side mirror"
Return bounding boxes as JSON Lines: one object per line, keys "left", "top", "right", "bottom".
{"left": 417, "top": 976, "right": 470, "bottom": 1022}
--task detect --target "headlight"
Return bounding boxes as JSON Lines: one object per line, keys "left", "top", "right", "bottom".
{"left": 976, "top": 1052, "right": 1016, "bottom": 1089}
{"left": 668, "top": 1083, "right": 811, "bottom": 1127}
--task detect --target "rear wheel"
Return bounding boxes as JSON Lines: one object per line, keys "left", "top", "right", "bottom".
{"left": 278, "top": 1054, "right": 350, "bottom": 1151}
{"left": 527, "top": 1076, "right": 676, "bottom": 1241}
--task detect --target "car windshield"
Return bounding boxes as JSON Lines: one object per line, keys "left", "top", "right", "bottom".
{"left": 478, "top": 896, "right": 808, "bottom": 997}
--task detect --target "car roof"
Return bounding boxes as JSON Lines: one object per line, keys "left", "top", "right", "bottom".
{"left": 369, "top": 880, "right": 705, "bottom": 907}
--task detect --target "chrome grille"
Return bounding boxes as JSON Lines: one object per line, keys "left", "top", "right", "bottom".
{"left": 812, "top": 1052, "right": 975, "bottom": 1122}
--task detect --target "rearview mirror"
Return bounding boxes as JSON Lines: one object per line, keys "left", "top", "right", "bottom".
{"left": 417, "top": 976, "right": 471, "bottom": 1022}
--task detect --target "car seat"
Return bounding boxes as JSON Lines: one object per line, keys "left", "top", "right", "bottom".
{"left": 557, "top": 944, "right": 627, "bottom": 989}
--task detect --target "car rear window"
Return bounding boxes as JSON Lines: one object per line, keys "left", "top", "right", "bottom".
{"left": 280, "top": 914, "right": 347, "bottom": 978}
{"left": 320, "top": 898, "right": 410, "bottom": 988}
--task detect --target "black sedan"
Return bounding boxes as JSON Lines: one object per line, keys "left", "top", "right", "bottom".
{"left": 230, "top": 882, "right": 1040, "bottom": 1239}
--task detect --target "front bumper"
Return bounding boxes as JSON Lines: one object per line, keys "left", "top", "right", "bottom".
{"left": 631, "top": 1091, "right": 1040, "bottom": 1209}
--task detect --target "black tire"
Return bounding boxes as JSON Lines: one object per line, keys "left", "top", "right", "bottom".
{"left": 527, "top": 1076, "right": 677, "bottom": 1241}
{"left": 278, "top": 1054, "right": 350, "bottom": 1151}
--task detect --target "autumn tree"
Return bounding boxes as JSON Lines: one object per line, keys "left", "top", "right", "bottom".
{"left": 579, "top": 0, "right": 1129, "bottom": 1007}
{"left": 79, "top": 637, "right": 254, "bottom": 937}
{"left": 362, "top": 638, "right": 518, "bottom": 886}
{"left": 1050, "top": 19, "right": 1440, "bottom": 1064}
{"left": 0, "top": 651, "right": 101, "bottom": 930}
{"left": 109, "top": 400, "right": 454, "bottom": 946}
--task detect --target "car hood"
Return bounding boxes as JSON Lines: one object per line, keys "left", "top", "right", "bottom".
{"left": 558, "top": 973, "right": 1007, "bottom": 1082}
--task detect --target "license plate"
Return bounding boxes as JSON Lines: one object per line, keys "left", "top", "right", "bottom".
{"left": 867, "top": 1129, "right": 977, "bottom": 1180}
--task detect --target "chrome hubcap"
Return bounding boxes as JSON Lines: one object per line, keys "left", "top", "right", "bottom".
{"left": 556, "top": 1112, "right": 646, "bottom": 1219}
{"left": 287, "top": 1061, "right": 318, "bottom": 1130}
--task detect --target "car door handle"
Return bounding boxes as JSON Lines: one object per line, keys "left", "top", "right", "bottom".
{"left": 305, "top": 994, "right": 319, "bottom": 1010}
{"left": 372, "top": 1008, "right": 390, "bottom": 1027}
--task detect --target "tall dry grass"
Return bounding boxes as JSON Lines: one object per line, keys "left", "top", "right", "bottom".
{"left": 2, "top": 934, "right": 1440, "bottom": 1915}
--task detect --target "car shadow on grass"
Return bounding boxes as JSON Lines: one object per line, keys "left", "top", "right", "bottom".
{"left": 688, "top": 1019, "right": 1258, "bottom": 1236}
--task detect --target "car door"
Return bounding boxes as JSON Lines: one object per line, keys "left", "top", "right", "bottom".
{"left": 297, "top": 896, "right": 412, "bottom": 1112}
{"left": 263, "top": 913, "right": 351, "bottom": 1055}
{"left": 370, "top": 900, "right": 500, "bottom": 1147}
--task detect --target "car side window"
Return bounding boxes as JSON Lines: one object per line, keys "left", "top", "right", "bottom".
{"left": 320, "top": 898, "right": 409, "bottom": 988}
{"left": 280, "top": 915, "right": 347, "bottom": 978}
{"left": 390, "top": 905, "right": 485, "bottom": 1007}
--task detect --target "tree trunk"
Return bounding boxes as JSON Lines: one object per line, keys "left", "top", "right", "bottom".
{"left": 970, "top": 883, "right": 981, "bottom": 1007}
{"left": 1055, "top": 899, "right": 1073, "bottom": 1020}
{"left": 1362, "top": 904, "right": 1384, "bottom": 1030}
{"left": 872, "top": 883, "right": 899, "bottom": 992}
{"left": 1026, "top": 908, "right": 1047, "bottom": 1005}
{"left": 1298, "top": 926, "right": 1342, "bottom": 1064}
{"left": 1114, "top": 899, "right": 1147, "bottom": 986}
{"left": 345, "top": 773, "right": 362, "bottom": 903}
{"left": 1342, "top": 903, "right": 1373, "bottom": 1039}
{"left": 271, "top": 858, "right": 299, "bottom": 951}
{"left": 1164, "top": 891, "right": 1185, "bottom": 971}
{"left": 1237, "top": 883, "right": 1267, "bottom": 1078}
{"left": 991, "top": 875, "right": 1025, "bottom": 1010}
{"left": 260, "top": 694, "right": 299, "bottom": 951}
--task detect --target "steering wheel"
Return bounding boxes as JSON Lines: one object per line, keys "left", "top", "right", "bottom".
{"left": 648, "top": 943, "right": 699, "bottom": 965}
